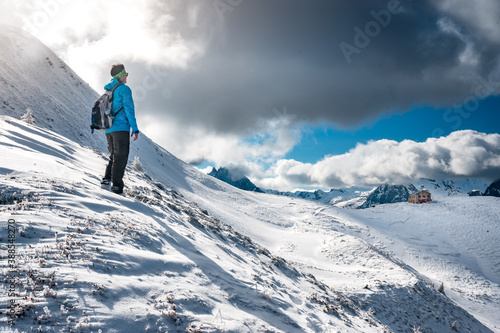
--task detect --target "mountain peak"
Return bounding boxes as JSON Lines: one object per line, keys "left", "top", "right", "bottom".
{"left": 208, "top": 166, "right": 263, "bottom": 192}
{"left": 358, "top": 183, "right": 418, "bottom": 209}
{"left": 484, "top": 179, "right": 500, "bottom": 197}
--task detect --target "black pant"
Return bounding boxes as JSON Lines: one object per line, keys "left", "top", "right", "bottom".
{"left": 104, "top": 131, "right": 130, "bottom": 190}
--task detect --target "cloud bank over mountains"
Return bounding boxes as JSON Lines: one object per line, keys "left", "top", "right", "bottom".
{"left": 258, "top": 131, "right": 500, "bottom": 190}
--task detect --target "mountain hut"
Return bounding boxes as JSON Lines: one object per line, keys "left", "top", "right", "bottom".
{"left": 408, "top": 190, "right": 432, "bottom": 204}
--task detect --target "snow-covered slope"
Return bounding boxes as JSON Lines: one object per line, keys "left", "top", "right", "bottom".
{"left": 337, "top": 197, "right": 500, "bottom": 331}
{"left": 0, "top": 24, "right": 104, "bottom": 151}
{"left": 1, "top": 25, "right": 499, "bottom": 332}
{"left": 1, "top": 116, "right": 391, "bottom": 332}
{"left": 1, "top": 116, "right": 497, "bottom": 332}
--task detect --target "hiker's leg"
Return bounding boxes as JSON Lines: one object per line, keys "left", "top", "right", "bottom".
{"left": 110, "top": 131, "right": 130, "bottom": 191}
{"left": 103, "top": 133, "right": 114, "bottom": 181}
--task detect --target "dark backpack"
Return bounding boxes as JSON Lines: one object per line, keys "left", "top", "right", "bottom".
{"left": 91, "top": 82, "right": 124, "bottom": 133}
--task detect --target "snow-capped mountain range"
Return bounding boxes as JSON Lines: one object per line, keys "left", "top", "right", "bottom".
{"left": 263, "top": 186, "right": 372, "bottom": 207}
{"left": 1, "top": 24, "right": 499, "bottom": 332}
{"left": 209, "top": 167, "right": 492, "bottom": 209}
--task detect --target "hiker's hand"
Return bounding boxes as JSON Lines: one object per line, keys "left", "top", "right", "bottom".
{"left": 131, "top": 133, "right": 139, "bottom": 141}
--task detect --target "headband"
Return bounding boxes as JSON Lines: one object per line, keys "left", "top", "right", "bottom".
{"left": 113, "top": 69, "right": 127, "bottom": 80}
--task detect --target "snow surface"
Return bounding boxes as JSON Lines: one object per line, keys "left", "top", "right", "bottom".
{"left": 1, "top": 115, "right": 498, "bottom": 333}
{"left": 0, "top": 24, "right": 103, "bottom": 151}
{"left": 1, "top": 117, "right": 389, "bottom": 332}
{"left": 0, "top": 24, "right": 499, "bottom": 332}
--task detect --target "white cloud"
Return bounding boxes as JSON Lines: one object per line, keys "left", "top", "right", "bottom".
{"left": 196, "top": 165, "right": 214, "bottom": 175}
{"left": 140, "top": 112, "right": 302, "bottom": 177}
{"left": 4, "top": 0, "right": 208, "bottom": 91}
{"left": 256, "top": 131, "right": 500, "bottom": 190}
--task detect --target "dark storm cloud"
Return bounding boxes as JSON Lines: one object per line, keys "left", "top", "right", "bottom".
{"left": 139, "top": 0, "right": 500, "bottom": 135}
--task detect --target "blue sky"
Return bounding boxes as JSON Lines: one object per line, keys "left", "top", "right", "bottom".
{"left": 289, "top": 95, "right": 500, "bottom": 163}
{"left": 2, "top": 0, "right": 500, "bottom": 190}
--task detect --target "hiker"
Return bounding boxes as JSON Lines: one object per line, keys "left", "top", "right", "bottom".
{"left": 100, "top": 64, "right": 140, "bottom": 194}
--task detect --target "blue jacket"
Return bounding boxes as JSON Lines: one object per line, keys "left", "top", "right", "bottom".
{"left": 104, "top": 78, "right": 139, "bottom": 134}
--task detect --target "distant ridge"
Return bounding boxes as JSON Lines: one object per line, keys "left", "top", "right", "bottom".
{"left": 358, "top": 184, "right": 418, "bottom": 209}
{"left": 208, "top": 166, "right": 263, "bottom": 192}
{"left": 484, "top": 179, "right": 500, "bottom": 197}
{"left": 209, "top": 166, "right": 491, "bottom": 209}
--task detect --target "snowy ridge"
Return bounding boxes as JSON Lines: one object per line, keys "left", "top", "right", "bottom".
{"left": 0, "top": 24, "right": 104, "bottom": 152}
{"left": 1, "top": 117, "right": 390, "bottom": 332}
{"left": 264, "top": 187, "right": 372, "bottom": 207}
{"left": 1, "top": 117, "right": 497, "bottom": 332}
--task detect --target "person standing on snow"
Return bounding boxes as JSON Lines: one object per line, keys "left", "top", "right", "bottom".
{"left": 100, "top": 64, "right": 139, "bottom": 194}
